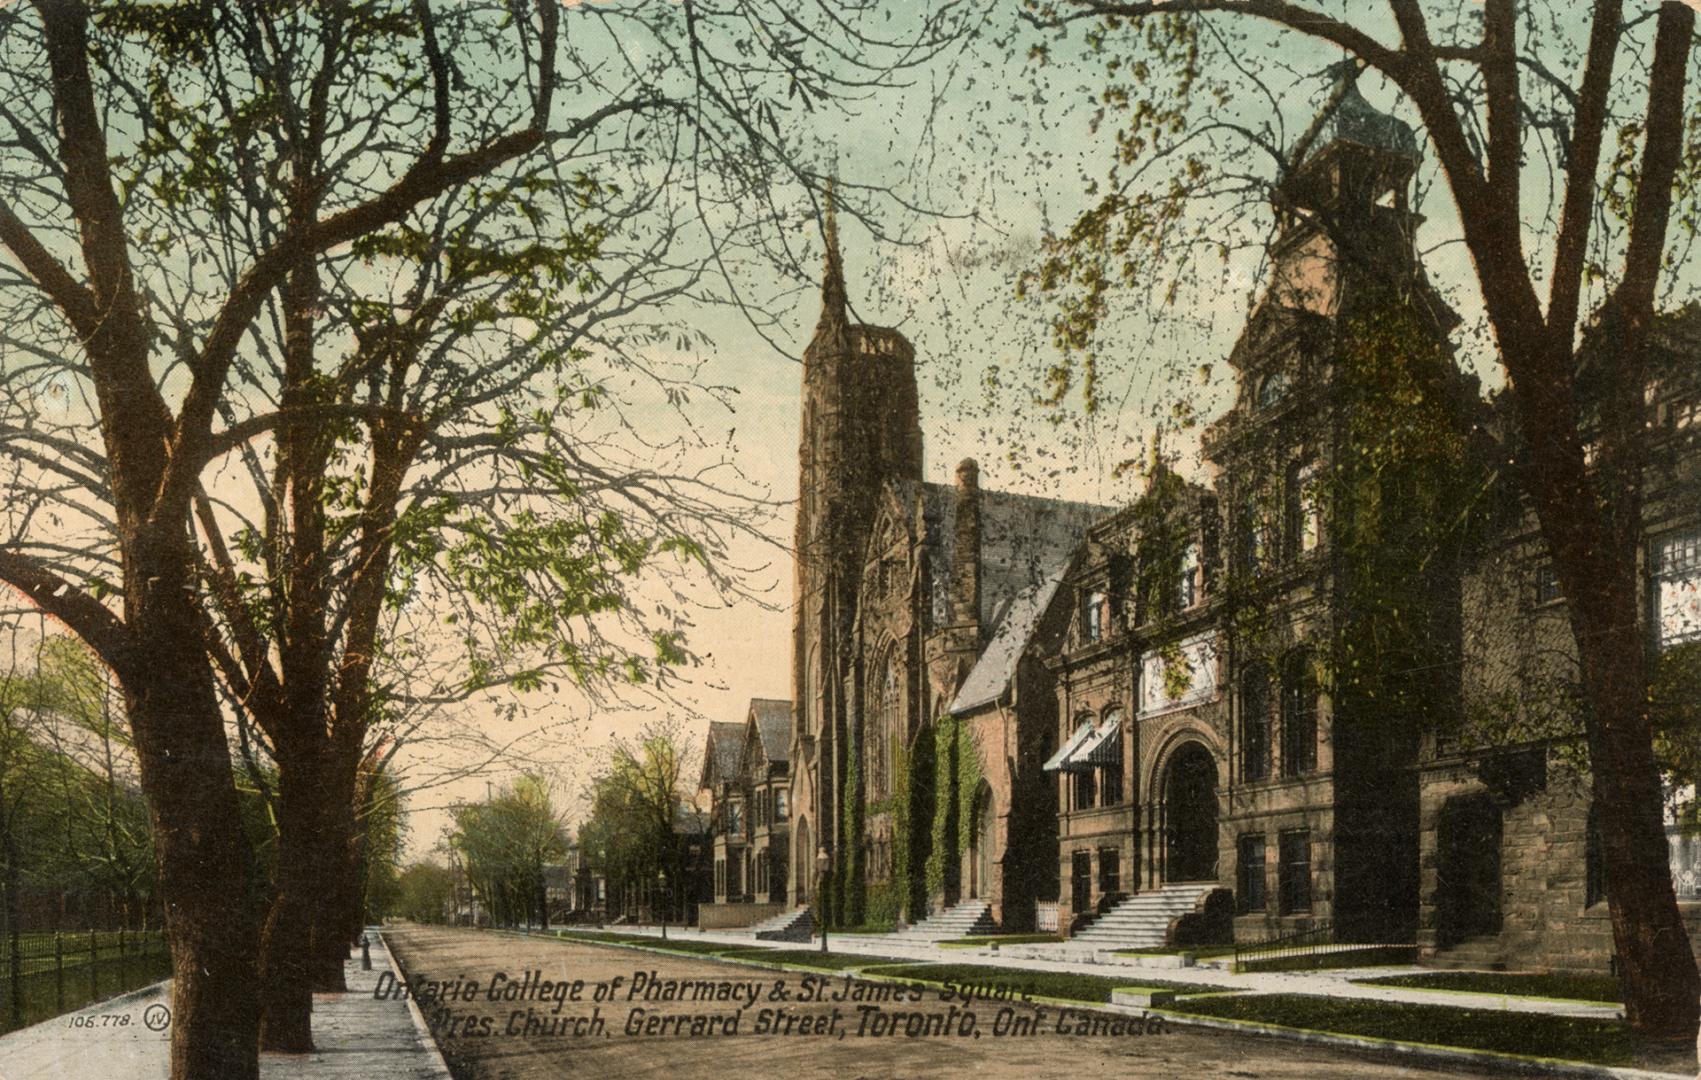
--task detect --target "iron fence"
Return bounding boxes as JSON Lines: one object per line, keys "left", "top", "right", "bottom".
{"left": 1231, "top": 920, "right": 1333, "bottom": 973}
{"left": 0, "top": 928, "right": 169, "bottom": 1032}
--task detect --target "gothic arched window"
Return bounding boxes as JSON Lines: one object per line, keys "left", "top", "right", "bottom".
{"left": 870, "top": 647, "right": 902, "bottom": 799}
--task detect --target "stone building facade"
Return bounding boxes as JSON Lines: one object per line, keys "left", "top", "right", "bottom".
{"left": 788, "top": 206, "right": 1104, "bottom": 928}
{"left": 783, "top": 74, "right": 1701, "bottom": 969}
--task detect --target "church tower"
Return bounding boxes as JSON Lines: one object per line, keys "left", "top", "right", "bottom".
{"left": 1206, "top": 67, "right": 1471, "bottom": 943}
{"left": 790, "top": 198, "right": 923, "bottom": 912}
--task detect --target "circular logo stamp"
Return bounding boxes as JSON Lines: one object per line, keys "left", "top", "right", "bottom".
{"left": 143, "top": 1004, "right": 171, "bottom": 1031}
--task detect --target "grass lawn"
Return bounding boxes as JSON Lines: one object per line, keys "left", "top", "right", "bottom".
{"left": 624, "top": 939, "right": 740, "bottom": 956}
{"left": 864, "top": 963, "right": 1231, "bottom": 1003}
{"left": 551, "top": 930, "right": 636, "bottom": 945}
{"left": 1352, "top": 970, "right": 1621, "bottom": 1004}
{"left": 717, "top": 949, "right": 911, "bottom": 971}
{"left": 1165, "top": 993, "right": 1636, "bottom": 1066}
{"left": 939, "top": 934, "right": 1063, "bottom": 948}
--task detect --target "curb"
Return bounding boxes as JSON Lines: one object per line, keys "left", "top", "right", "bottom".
{"left": 377, "top": 928, "right": 455, "bottom": 1080}
{"left": 1143, "top": 1007, "right": 1690, "bottom": 1080}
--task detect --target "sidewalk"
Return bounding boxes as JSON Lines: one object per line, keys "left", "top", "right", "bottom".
{"left": 599, "top": 922, "right": 1624, "bottom": 1019}
{"left": 0, "top": 931, "right": 448, "bottom": 1080}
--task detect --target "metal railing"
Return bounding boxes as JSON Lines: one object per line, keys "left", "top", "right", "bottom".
{"left": 1034, "top": 901, "right": 1060, "bottom": 933}
{"left": 1232, "top": 920, "right": 1333, "bottom": 973}
{"left": 0, "top": 928, "right": 169, "bottom": 1032}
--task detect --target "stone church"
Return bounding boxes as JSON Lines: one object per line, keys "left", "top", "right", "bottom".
{"left": 783, "top": 74, "right": 1701, "bottom": 971}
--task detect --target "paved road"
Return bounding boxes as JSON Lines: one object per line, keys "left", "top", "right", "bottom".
{"left": 384, "top": 925, "right": 1512, "bottom": 1080}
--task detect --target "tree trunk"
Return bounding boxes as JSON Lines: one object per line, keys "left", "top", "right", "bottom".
{"left": 258, "top": 751, "right": 321, "bottom": 1052}
{"left": 1574, "top": 579, "right": 1701, "bottom": 1038}
{"left": 122, "top": 614, "right": 262, "bottom": 1080}
{"left": 307, "top": 745, "right": 366, "bottom": 992}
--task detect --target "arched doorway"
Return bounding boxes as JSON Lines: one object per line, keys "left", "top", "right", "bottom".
{"left": 969, "top": 782, "right": 996, "bottom": 900}
{"left": 1164, "top": 743, "right": 1218, "bottom": 882}
{"left": 794, "top": 816, "right": 811, "bottom": 903}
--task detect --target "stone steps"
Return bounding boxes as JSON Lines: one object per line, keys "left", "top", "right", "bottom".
{"left": 890, "top": 901, "right": 998, "bottom": 941}
{"left": 749, "top": 907, "right": 815, "bottom": 942}
{"left": 1427, "top": 934, "right": 1509, "bottom": 970}
{"left": 1072, "top": 884, "right": 1217, "bottom": 947}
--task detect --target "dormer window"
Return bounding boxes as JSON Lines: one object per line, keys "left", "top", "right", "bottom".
{"left": 1257, "top": 371, "right": 1291, "bottom": 408}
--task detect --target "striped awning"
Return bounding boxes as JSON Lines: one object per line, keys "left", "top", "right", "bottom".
{"left": 1081, "top": 719, "right": 1123, "bottom": 766}
{"left": 1043, "top": 721, "right": 1096, "bottom": 773}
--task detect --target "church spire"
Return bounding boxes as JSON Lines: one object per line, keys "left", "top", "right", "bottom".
{"left": 815, "top": 178, "right": 848, "bottom": 337}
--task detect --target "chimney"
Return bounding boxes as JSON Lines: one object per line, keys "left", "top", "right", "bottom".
{"left": 952, "top": 458, "right": 981, "bottom": 636}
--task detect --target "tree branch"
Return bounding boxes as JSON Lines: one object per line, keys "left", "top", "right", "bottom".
{"left": 0, "top": 549, "right": 133, "bottom": 680}
{"left": 1547, "top": 1, "right": 1625, "bottom": 344}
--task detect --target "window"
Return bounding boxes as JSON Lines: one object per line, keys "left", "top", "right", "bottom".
{"left": 756, "top": 851, "right": 768, "bottom": 893}
{"left": 775, "top": 789, "right": 789, "bottom": 822}
{"left": 1655, "top": 529, "right": 1701, "bottom": 650}
{"left": 715, "top": 860, "right": 725, "bottom": 897}
{"left": 1074, "top": 768, "right": 1097, "bottom": 811}
{"left": 870, "top": 650, "right": 901, "bottom": 799}
{"left": 1237, "top": 835, "right": 1267, "bottom": 912}
{"left": 1098, "top": 848, "right": 1121, "bottom": 895}
{"left": 1281, "top": 650, "right": 1318, "bottom": 777}
{"left": 727, "top": 801, "right": 744, "bottom": 835}
{"left": 1674, "top": 397, "right": 1700, "bottom": 430}
{"left": 1257, "top": 370, "right": 1291, "bottom": 407}
{"left": 1082, "top": 589, "right": 1107, "bottom": 642}
{"left": 1534, "top": 563, "right": 1563, "bottom": 605}
{"left": 1242, "top": 498, "right": 1273, "bottom": 574}
{"left": 1278, "top": 830, "right": 1312, "bottom": 914}
{"left": 1241, "top": 665, "right": 1271, "bottom": 782}
{"left": 1095, "top": 709, "right": 1123, "bottom": 806}
{"left": 1285, "top": 460, "right": 1321, "bottom": 556}
{"left": 1585, "top": 805, "right": 1606, "bottom": 909}
{"left": 1176, "top": 541, "right": 1202, "bottom": 610}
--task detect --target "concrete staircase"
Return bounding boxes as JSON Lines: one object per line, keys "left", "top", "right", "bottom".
{"left": 1426, "top": 935, "right": 1509, "bottom": 970}
{"left": 1071, "top": 883, "right": 1218, "bottom": 949}
{"left": 748, "top": 906, "right": 815, "bottom": 943}
{"left": 890, "top": 901, "right": 998, "bottom": 941}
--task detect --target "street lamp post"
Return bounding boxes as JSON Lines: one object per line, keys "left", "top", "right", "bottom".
{"left": 815, "top": 846, "right": 830, "bottom": 955}
{"left": 657, "top": 869, "right": 668, "bottom": 940}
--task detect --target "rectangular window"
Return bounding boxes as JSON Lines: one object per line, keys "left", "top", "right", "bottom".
{"left": 1288, "top": 461, "right": 1321, "bottom": 555}
{"left": 1099, "top": 763, "right": 1122, "bottom": 807}
{"left": 1237, "top": 835, "right": 1267, "bottom": 912}
{"left": 775, "top": 789, "right": 789, "bottom": 821}
{"left": 1176, "top": 541, "right": 1201, "bottom": 610}
{"left": 1074, "top": 769, "right": 1097, "bottom": 811}
{"left": 1098, "top": 848, "right": 1121, "bottom": 895}
{"left": 1083, "top": 590, "right": 1106, "bottom": 642}
{"left": 1242, "top": 499, "right": 1271, "bottom": 574}
{"left": 1071, "top": 851, "right": 1092, "bottom": 912}
{"left": 1534, "top": 563, "right": 1563, "bottom": 605}
{"left": 1278, "top": 830, "right": 1312, "bottom": 914}
{"left": 1655, "top": 529, "right": 1701, "bottom": 650}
